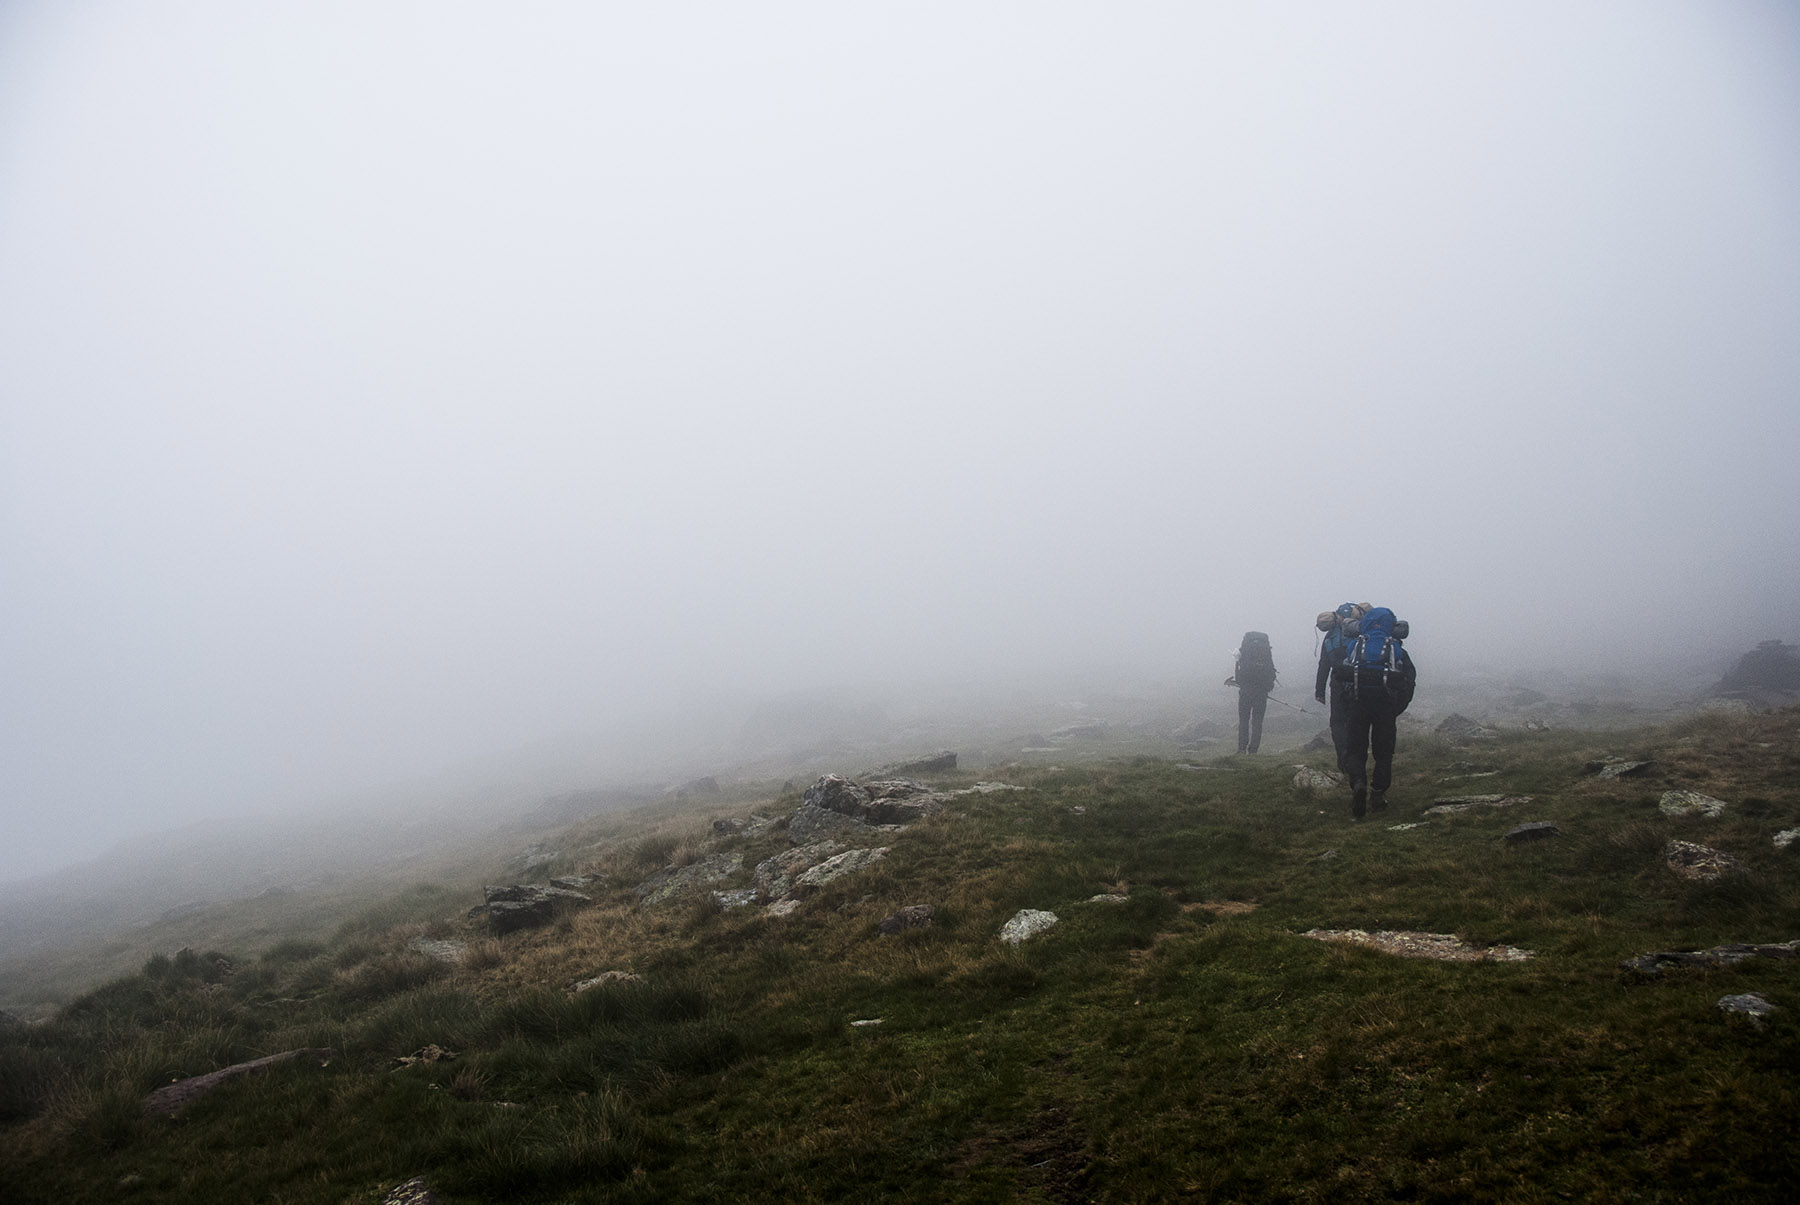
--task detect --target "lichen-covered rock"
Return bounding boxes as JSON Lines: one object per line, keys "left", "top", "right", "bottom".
{"left": 1301, "top": 929, "right": 1534, "bottom": 962}
{"left": 788, "top": 802, "right": 879, "bottom": 845}
{"left": 795, "top": 847, "right": 889, "bottom": 892}
{"left": 1659, "top": 790, "right": 1726, "bottom": 818}
{"left": 1590, "top": 759, "right": 1655, "bottom": 780}
{"left": 804, "top": 774, "right": 874, "bottom": 818}
{"left": 1620, "top": 940, "right": 1798, "bottom": 974}
{"left": 877, "top": 904, "right": 935, "bottom": 934}
{"left": 754, "top": 841, "right": 842, "bottom": 899}
{"left": 1664, "top": 840, "right": 1744, "bottom": 882}
{"left": 573, "top": 970, "right": 645, "bottom": 992}
{"left": 1000, "top": 909, "right": 1059, "bottom": 945}
{"left": 483, "top": 883, "right": 593, "bottom": 934}
{"left": 1425, "top": 795, "right": 1532, "bottom": 815}
{"left": 1775, "top": 829, "right": 1800, "bottom": 850}
{"left": 1292, "top": 766, "right": 1344, "bottom": 791}
{"left": 634, "top": 852, "right": 744, "bottom": 910}
{"left": 1718, "top": 992, "right": 1778, "bottom": 1022}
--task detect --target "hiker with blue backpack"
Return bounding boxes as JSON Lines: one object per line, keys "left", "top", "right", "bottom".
{"left": 1329, "top": 605, "right": 1417, "bottom": 820}
{"left": 1314, "top": 602, "right": 1370, "bottom": 773}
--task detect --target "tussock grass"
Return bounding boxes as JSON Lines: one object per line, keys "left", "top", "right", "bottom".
{"left": 3, "top": 707, "right": 1799, "bottom": 1201}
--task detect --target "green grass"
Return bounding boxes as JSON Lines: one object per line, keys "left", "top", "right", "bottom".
{"left": 2, "top": 708, "right": 1798, "bottom": 1201}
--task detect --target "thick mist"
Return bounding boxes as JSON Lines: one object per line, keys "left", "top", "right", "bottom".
{"left": 3, "top": 4, "right": 1798, "bottom": 881}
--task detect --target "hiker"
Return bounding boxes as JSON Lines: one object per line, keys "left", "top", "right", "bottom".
{"left": 1332, "top": 606, "right": 1417, "bottom": 820}
{"left": 1227, "top": 631, "right": 1277, "bottom": 754}
{"left": 1314, "top": 602, "right": 1369, "bottom": 773}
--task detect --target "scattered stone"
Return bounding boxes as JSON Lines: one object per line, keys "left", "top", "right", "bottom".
{"left": 1436, "top": 714, "right": 1494, "bottom": 739}
{"left": 392, "top": 1045, "right": 456, "bottom": 1069}
{"left": 1522, "top": 718, "right": 1552, "bottom": 731}
{"left": 382, "top": 1177, "right": 440, "bottom": 1205}
{"left": 1659, "top": 790, "right": 1727, "bottom": 818}
{"left": 483, "top": 883, "right": 594, "bottom": 934}
{"left": 1505, "top": 822, "right": 1560, "bottom": 843}
{"left": 1293, "top": 766, "right": 1345, "bottom": 791}
{"left": 1441, "top": 770, "right": 1501, "bottom": 781}
{"left": 795, "top": 847, "right": 889, "bottom": 892}
{"left": 406, "top": 938, "right": 468, "bottom": 964}
{"left": 1717, "top": 993, "right": 1779, "bottom": 1024}
{"left": 1424, "top": 795, "right": 1533, "bottom": 815}
{"left": 634, "top": 853, "right": 744, "bottom": 910}
{"left": 713, "top": 888, "right": 759, "bottom": 909}
{"left": 1774, "top": 829, "right": 1800, "bottom": 850}
{"left": 1176, "top": 764, "right": 1234, "bottom": 773}
{"left": 850, "top": 1018, "right": 885, "bottom": 1027}
{"left": 956, "top": 782, "right": 1024, "bottom": 795}
{"left": 142, "top": 1048, "right": 338, "bottom": 1117}
{"left": 1387, "top": 822, "right": 1427, "bottom": 831}
{"left": 1087, "top": 894, "right": 1129, "bottom": 905}
{"left": 877, "top": 751, "right": 958, "bottom": 776}
{"left": 1665, "top": 840, "right": 1745, "bottom": 882}
{"left": 765, "top": 899, "right": 803, "bottom": 917}
{"left": 1313, "top": 850, "right": 1339, "bottom": 862}
{"left": 1620, "top": 941, "right": 1798, "bottom": 975}
{"left": 1300, "top": 929, "right": 1535, "bottom": 962}
{"left": 877, "top": 904, "right": 935, "bottom": 934}
{"left": 1589, "top": 759, "right": 1655, "bottom": 780}
{"left": 1068, "top": 806, "right": 1087, "bottom": 815}
{"left": 1000, "top": 909, "right": 1059, "bottom": 945}
{"left": 573, "top": 971, "right": 645, "bottom": 992}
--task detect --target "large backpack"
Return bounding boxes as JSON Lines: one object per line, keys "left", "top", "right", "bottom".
{"left": 1341, "top": 607, "right": 1412, "bottom": 711}
{"left": 1236, "top": 631, "right": 1277, "bottom": 693}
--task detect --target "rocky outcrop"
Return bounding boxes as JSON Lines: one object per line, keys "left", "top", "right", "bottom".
{"left": 142, "top": 1048, "right": 338, "bottom": 1117}
{"left": 755, "top": 841, "right": 843, "bottom": 899}
{"left": 635, "top": 853, "right": 743, "bottom": 910}
{"left": 1659, "top": 790, "right": 1726, "bottom": 818}
{"left": 1665, "top": 840, "right": 1743, "bottom": 882}
{"left": 483, "top": 883, "right": 593, "bottom": 934}
{"left": 1300, "top": 930, "right": 1534, "bottom": 962}
{"left": 1619, "top": 940, "right": 1798, "bottom": 975}
{"left": 796, "top": 847, "right": 889, "bottom": 891}
{"left": 1713, "top": 640, "right": 1800, "bottom": 704}
{"left": 803, "top": 774, "right": 945, "bottom": 826}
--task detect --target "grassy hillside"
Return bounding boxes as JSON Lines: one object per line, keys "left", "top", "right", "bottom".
{"left": 2, "top": 706, "right": 1797, "bottom": 1202}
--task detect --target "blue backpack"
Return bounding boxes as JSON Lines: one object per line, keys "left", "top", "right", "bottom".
{"left": 1342, "top": 607, "right": 1410, "bottom": 706}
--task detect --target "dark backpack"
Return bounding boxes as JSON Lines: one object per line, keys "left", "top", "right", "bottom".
{"left": 1236, "top": 631, "right": 1277, "bottom": 693}
{"left": 1341, "top": 607, "right": 1412, "bottom": 711}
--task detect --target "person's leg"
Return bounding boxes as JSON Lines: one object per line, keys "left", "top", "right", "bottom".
{"left": 1344, "top": 698, "right": 1372, "bottom": 818}
{"left": 1329, "top": 683, "right": 1351, "bottom": 773}
{"left": 1370, "top": 698, "right": 1398, "bottom": 803}
{"left": 1247, "top": 694, "right": 1267, "bottom": 753}
{"left": 1237, "top": 691, "right": 1253, "bottom": 754}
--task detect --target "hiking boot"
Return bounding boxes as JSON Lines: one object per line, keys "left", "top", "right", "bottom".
{"left": 1351, "top": 788, "right": 1367, "bottom": 820}
{"left": 1370, "top": 791, "right": 1387, "bottom": 812}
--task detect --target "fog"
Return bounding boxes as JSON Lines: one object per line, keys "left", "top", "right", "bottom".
{"left": 3, "top": 4, "right": 1797, "bottom": 882}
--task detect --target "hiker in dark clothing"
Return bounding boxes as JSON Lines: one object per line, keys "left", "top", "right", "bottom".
{"left": 1314, "top": 602, "right": 1366, "bottom": 773}
{"left": 1229, "top": 631, "right": 1277, "bottom": 754}
{"left": 1332, "top": 606, "right": 1416, "bottom": 820}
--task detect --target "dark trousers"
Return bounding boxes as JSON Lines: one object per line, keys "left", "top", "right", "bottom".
{"left": 1237, "top": 691, "right": 1268, "bottom": 754}
{"left": 1328, "top": 682, "right": 1351, "bottom": 773}
{"left": 1344, "top": 687, "right": 1399, "bottom": 793}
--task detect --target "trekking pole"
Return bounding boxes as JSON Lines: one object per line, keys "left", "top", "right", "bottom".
{"left": 1264, "top": 694, "right": 1316, "bottom": 714}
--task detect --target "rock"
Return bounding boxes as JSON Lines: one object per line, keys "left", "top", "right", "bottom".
{"left": 675, "top": 776, "right": 720, "bottom": 799}
{"left": 801, "top": 774, "right": 944, "bottom": 826}
{"left": 1665, "top": 840, "right": 1745, "bottom": 882}
{"left": 754, "top": 841, "right": 843, "bottom": 899}
{"left": 1589, "top": 759, "right": 1655, "bottom": 780}
{"left": 634, "top": 853, "right": 744, "bottom": 910}
{"left": 550, "top": 874, "right": 597, "bottom": 890}
{"left": 483, "top": 883, "right": 593, "bottom": 934}
{"left": 142, "top": 1048, "right": 338, "bottom": 1117}
{"left": 877, "top": 904, "right": 935, "bottom": 934}
{"left": 1436, "top": 713, "right": 1493, "bottom": 739}
{"left": 795, "top": 847, "right": 889, "bottom": 892}
{"left": 713, "top": 888, "right": 759, "bottom": 909}
{"left": 1775, "top": 829, "right": 1800, "bottom": 849}
{"left": 1300, "top": 929, "right": 1534, "bottom": 962}
{"left": 804, "top": 774, "right": 874, "bottom": 818}
{"left": 392, "top": 1045, "right": 457, "bottom": 1068}
{"left": 1522, "top": 718, "right": 1552, "bottom": 732}
{"left": 382, "top": 1177, "right": 440, "bottom": 1205}
{"left": 1715, "top": 639, "right": 1800, "bottom": 694}
{"left": 1292, "top": 766, "right": 1345, "bottom": 791}
{"left": 1505, "top": 822, "right": 1560, "bottom": 843}
{"left": 1424, "top": 795, "right": 1533, "bottom": 815}
{"left": 765, "top": 898, "right": 803, "bottom": 917}
{"left": 876, "top": 751, "right": 958, "bottom": 776}
{"left": 1718, "top": 993, "right": 1779, "bottom": 1023}
{"left": 1659, "top": 790, "right": 1727, "bottom": 818}
{"left": 787, "top": 802, "right": 879, "bottom": 845}
{"left": 1000, "top": 909, "right": 1059, "bottom": 945}
{"left": 1619, "top": 940, "right": 1799, "bottom": 974}
{"left": 573, "top": 971, "right": 645, "bottom": 992}
{"left": 1303, "top": 730, "right": 1334, "bottom": 752}
{"left": 406, "top": 938, "right": 467, "bottom": 964}
{"left": 1087, "top": 894, "right": 1129, "bottom": 904}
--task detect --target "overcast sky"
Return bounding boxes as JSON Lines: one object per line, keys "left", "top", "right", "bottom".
{"left": 3, "top": 3, "right": 1797, "bottom": 880}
